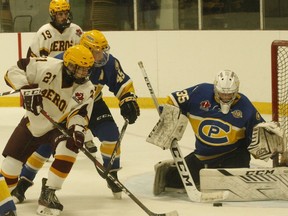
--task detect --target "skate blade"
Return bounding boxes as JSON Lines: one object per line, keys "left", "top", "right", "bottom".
{"left": 37, "top": 205, "right": 61, "bottom": 216}
{"left": 113, "top": 192, "right": 122, "bottom": 199}
{"left": 12, "top": 196, "right": 22, "bottom": 204}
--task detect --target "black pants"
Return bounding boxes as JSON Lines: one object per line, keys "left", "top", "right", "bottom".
{"left": 166, "top": 147, "right": 251, "bottom": 188}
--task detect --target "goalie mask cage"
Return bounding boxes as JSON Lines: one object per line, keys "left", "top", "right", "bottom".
{"left": 271, "top": 40, "right": 288, "bottom": 167}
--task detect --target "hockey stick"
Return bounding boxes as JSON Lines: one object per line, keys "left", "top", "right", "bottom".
{"left": 40, "top": 109, "right": 178, "bottom": 216}
{"left": 102, "top": 119, "right": 129, "bottom": 177}
{"left": 0, "top": 89, "right": 20, "bottom": 96}
{"left": 138, "top": 61, "right": 229, "bottom": 202}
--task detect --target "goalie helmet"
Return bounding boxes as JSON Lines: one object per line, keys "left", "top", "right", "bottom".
{"left": 49, "top": 0, "right": 72, "bottom": 30}
{"left": 214, "top": 70, "right": 239, "bottom": 114}
{"left": 79, "top": 30, "right": 110, "bottom": 67}
{"left": 63, "top": 45, "right": 94, "bottom": 84}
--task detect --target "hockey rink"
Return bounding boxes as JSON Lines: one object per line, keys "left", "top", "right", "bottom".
{"left": 1, "top": 107, "right": 288, "bottom": 216}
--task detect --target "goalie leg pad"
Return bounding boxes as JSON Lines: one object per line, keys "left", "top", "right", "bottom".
{"left": 147, "top": 104, "right": 188, "bottom": 150}
{"left": 200, "top": 167, "right": 288, "bottom": 201}
{"left": 153, "top": 159, "right": 175, "bottom": 195}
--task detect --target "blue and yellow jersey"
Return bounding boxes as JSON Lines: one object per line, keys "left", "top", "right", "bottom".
{"left": 89, "top": 54, "right": 135, "bottom": 101}
{"left": 55, "top": 52, "right": 135, "bottom": 101}
{"left": 167, "top": 83, "right": 264, "bottom": 161}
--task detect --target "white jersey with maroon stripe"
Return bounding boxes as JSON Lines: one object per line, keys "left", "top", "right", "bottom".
{"left": 5, "top": 57, "right": 94, "bottom": 137}
{"left": 28, "top": 23, "right": 83, "bottom": 58}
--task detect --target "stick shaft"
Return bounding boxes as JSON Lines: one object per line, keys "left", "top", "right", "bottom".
{"left": 138, "top": 61, "right": 160, "bottom": 114}
{"left": 40, "top": 109, "right": 172, "bottom": 215}
{"left": 0, "top": 89, "right": 20, "bottom": 96}
{"left": 103, "top": 120, "right": 129, "bottom": 177}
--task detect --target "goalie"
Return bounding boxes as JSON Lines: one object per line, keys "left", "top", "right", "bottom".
{"left": 148, "top": 70, "right": 286, "bottom": 197}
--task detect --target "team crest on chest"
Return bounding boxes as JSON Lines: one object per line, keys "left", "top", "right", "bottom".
{"left": 200, "top": 100, "right": 211, "bottom": 111}
{"left": 73, "top": 92, "right": 84, "bottom": 103}
{"left": 231, "top": 110, "right": 243, "bottom": 118}
{"left": 76, "top": 29, "right": 83, "bottom": 37}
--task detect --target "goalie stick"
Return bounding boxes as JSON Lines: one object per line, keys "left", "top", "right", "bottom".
{"left": 138, "top": 61, "right": 229, "bottom": 202}
{"left": 40, "top": 109, "right": 178, "bottom": 216}
{"left": 0, "top": 89, "right": 19, "bottom": 96}
{"left": 102, "top": 119, "right": 129, "bottom": 177}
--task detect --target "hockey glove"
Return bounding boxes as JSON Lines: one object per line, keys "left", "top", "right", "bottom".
{"left": 66, "top": 125, "right": 85, "bottom": 153}
{"left": 20, "top": 84, "right": 43, "bottom": 116}
{"left": 119, "top": 92, "right": 140, "bottom": 124}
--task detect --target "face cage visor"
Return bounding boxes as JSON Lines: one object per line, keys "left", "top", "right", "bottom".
{"left": 92, "top": 46, "right": 110, "bottom": 67}
{"left": 66, "top": 63, "right": 91, "bottom": 84}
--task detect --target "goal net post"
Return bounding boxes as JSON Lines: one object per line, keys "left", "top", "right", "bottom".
{"left": 271, "top": 40, "right": 288, "bottom": 167}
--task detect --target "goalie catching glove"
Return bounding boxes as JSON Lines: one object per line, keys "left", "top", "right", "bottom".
{"left": 20, "top": 84, "right": 43, "bottom": 115}
{"left": 119, "top": 92, "right": 140, "bottom": 124}
{"left": 146, "top": 104, "right": 188, "bottom": 150}
{"left": 248, "top": 121, "right": 286, "bottom": 161}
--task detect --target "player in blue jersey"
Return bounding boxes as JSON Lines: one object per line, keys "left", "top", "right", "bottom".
{"left": 79, "top": 30, "right": 140, "bottom": 198}
{"left": 153, "top": 70, "right": 265, "bottom": 195}
{"left": 11, "top": 29, "right": 140, "bottom": 202}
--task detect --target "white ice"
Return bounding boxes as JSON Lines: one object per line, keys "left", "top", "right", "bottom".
{"left": 0, "top": 107, "right": 288, "bottom": 216}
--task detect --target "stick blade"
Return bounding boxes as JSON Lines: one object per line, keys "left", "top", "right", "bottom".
{"left": 165, "top": 210, "right": 179, "bottom": 216}
{"left": 155, "top": 210, "right": 179, "bottom": 216}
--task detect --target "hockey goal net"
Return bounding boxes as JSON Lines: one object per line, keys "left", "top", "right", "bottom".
{"left": 271, "top": 40, "right": 288, "bottom": 167}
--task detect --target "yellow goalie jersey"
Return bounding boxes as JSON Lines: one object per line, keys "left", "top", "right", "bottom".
{"left": 4, "top": 57, "right": 94, "bottom": 137}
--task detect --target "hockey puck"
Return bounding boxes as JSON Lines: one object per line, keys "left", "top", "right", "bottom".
{"left": 213, "top": 202, "right": 223, "bottom": 207}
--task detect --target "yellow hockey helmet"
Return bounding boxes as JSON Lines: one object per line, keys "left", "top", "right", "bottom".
{"left": 64, "top": 45, "right": 94, "bottom": 68}
{"left": 49, "top": 0, "right": 72, "bottom": 29}
{"left": 80, "top": 30, "right": 109, "bottom": 51}
{"left": 80, "top": 30, "right": 110, "bottom": 67}
{"left": 49, "top": 0, "right": 70, "bottom": 14}
{"left": 63, "top": 45, "right": 94, "bottom": 84}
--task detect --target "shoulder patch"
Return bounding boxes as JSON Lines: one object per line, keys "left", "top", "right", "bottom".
{"left": 231, "top": 110, "right": 243, "bottom": 118}
{"left": 73, "top": 92, "right": 84, "bottom": 103}
{"left": 256, "top": 112, "right": 261, "bottom": 120}
{"left": 76, "top": 29, "right": 83, "bottom": 37}
{"left": 200, "top": 100, "right": 211, "bottom": 111}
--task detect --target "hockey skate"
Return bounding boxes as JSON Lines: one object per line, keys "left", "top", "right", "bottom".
{"left": 84, "top": 140, "right": 97, "bottom": 158}
{"left": 153, "top": 159, "right": 175, "bottom": 195}
{"left": 37, "top": 178, "right": 63, "bottom": 216}
{"left": 11, "top": 176, "right": 33, "bottom": 203}
{"left": 106, "top": 171, "right": 122, "bottom": 199}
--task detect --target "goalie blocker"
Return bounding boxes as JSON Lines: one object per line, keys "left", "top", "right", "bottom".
{"left": 146, "top": 104, "right": 188, "bottom": 150}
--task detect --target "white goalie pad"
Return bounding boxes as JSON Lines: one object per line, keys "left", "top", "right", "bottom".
{"left": 200, "top": 167, "right": 288, "bottom": 201}
{"left": 146, "top": 104, "right": 188, "bottom": 150}
{"left": 248, "top": 121, "right": 286, "bottom": 162}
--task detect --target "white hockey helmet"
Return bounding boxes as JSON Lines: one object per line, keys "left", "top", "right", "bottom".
{"left": 214, "top": 70, "right": 239, "bottom": 114}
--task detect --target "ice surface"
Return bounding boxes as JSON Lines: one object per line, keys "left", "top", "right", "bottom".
{"left": 0, "top": 108, "right": 287, "bottom": 216}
